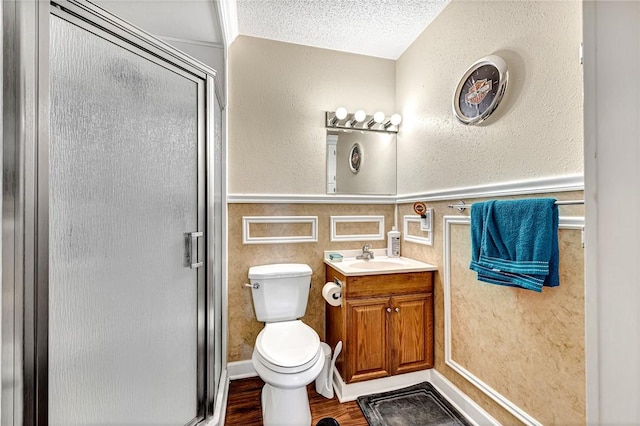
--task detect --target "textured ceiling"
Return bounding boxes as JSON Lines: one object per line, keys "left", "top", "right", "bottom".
{"left": 236, "top": 0, "right": 450, "bottom": 59}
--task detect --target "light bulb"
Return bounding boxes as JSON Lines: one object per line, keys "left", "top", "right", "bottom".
{"left": 329, "top": 107, "right": 348, "bottom": 126}
{"left": 373, "top": 111, "right": 385, "bottom": 124}
{"left": 384, "top": 113, "right": 402, "bottom": 129}
{"left": 348, "top": 109, "right": 367, "bottom": 127}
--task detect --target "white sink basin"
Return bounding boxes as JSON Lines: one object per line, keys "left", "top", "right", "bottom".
{"left": 324, "top": 250, "right": 437, "bottom": 276}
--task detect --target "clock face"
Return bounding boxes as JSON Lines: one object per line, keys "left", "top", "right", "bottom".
{"left": 453, "top": 56, "right": 508, "bottom": 125}
{"left": 349, "top": 143, "right": 362, "bottom": 174}
{"left": 458, "top": 65, "right": 499, "bottom": 119}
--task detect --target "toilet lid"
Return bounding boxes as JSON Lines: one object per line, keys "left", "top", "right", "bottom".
{"left": 256, "top": 321, "right": 320, "bottom": 368}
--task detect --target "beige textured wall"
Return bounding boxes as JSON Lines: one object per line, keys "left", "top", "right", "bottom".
{"left": 227, "top": 203, "right": 395, "bottom": 362}
{"left": 228, "top": 36, "right": 396, "bottom": 195}
{"left": 399, "top": 192, "right": 585, "bottom": 424}
{"left": 396, "top": 0, "right": 583, "bottom": 195}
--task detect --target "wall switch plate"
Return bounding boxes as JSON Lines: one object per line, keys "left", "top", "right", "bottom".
{"left": 420, "top": 209, "right": 433, "bottom": 232}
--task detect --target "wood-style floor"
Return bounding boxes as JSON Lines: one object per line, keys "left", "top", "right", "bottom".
{"left": 225, "top": 377, "right": 368, "bottom": 426}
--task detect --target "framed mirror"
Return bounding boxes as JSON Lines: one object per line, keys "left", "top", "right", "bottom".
{"left": 326, "top": 129, "right": 396, "bottom": 195}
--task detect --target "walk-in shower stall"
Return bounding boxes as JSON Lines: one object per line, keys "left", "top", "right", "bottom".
{"left": 2, "top": 1, "right": 225, "bottom": 424}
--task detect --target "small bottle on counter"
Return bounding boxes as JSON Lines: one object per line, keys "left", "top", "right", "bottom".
{"left": 387, "top": 226, "right": 401, "bottom": 258}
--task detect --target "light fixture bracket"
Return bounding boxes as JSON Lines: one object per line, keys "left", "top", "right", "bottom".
{"left": 325, "top": 111, "right": 400, "bottom": 133}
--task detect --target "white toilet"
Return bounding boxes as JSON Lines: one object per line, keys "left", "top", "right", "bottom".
{"left": 248, "top": 263, "right": 325, "bottom": 426}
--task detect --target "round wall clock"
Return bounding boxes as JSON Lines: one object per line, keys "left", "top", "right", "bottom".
{"left": 349, "top": 143, "right": 362, "bottom": 174}
{"left": 453, "top": 55, "right": 508, "bottom": 125}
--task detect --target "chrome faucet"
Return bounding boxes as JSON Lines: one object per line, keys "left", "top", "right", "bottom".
{"left": 356, "top": 244, "right": 375, "bottom": 260}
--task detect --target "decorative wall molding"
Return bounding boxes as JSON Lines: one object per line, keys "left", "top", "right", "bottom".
{"left": 403, "top": 215, "right": 433, "bottom": 246}
{"left": 330, "top": 215, "right": 385, "bottom": 242}
{"left": 557, "top": 216, "right": 586, "bottom": 230}
{"left": 242, "top": 216, "right": 318, "bottom": 244}
{"left": 228, "top": 174, "right": 583, "bottom": 205}
{"left": 396, "top": 174, "right": 584, "bottom": 204}
{"left": 228, "top": 193, "right": 396, "bottom": 204}
{"left": 442, "top": 215, "right": 585, "bottom": 426}
{"left": 217, "top": 0, "right": 239, "bottom": 47}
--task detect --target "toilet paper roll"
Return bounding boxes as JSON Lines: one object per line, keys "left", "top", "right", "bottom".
{"left": 322, "top": 282, "right": 342, "bottom": 307}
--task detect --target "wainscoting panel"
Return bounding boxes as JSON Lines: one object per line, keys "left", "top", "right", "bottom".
{"left": 228, "top": 203, "right": 396, "bottom": 363}
{"left": 403, "top": 214, "right": 433, "bottom": 246}
{"left": 330, "top": 215, "right": 385, "bottom": 242}
{"left": 443, "top": 215, "right": 586, "bottom": 425}
{"left": 242, "top": 216, "right": 318, "bottom": 244}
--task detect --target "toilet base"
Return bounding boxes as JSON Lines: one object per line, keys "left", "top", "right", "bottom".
{"left": 261, "top": 383, "right": 311, "bottom": 426}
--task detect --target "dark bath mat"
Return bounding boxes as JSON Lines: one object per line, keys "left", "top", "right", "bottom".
{"left": 356, "top": 382, "right": 472, "bottom": 426}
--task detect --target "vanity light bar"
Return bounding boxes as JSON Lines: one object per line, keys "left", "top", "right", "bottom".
{"left": 325, "top": 110, "right": 401, "bottom": 133}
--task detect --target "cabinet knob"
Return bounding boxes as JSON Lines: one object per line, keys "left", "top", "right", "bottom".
{"left": 395, "top": 307, "right": 400, "bottom": 313}
{"left": 386, "top": 307, "right": 391, "bottom": 313}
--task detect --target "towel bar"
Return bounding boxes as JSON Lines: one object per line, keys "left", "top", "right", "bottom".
{"left": 447, "top": 199, "right": 584, "bottom": 212}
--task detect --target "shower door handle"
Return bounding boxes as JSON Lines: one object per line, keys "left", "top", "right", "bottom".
{"left": 184, "top": 231, "right": 204, "bottom": 269}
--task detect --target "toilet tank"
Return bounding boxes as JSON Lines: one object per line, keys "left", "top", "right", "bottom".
{"left": 248, "top": 263, "right": 312, "bottom": 322}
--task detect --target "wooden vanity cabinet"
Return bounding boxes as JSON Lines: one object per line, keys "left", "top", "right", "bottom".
{"left": 325, "top": 265, "right": 434, "bottom": 384}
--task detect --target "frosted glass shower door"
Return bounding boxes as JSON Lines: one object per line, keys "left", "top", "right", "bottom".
{"left": 49, "top": 14, "right": 204, "bottom": 426}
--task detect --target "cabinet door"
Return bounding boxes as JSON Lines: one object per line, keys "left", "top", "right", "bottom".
{"left": 391, "top": 293, "right": 434, "bottom": 375}
{"left": 345, "top": 297, "right": 391, "bottom": 382}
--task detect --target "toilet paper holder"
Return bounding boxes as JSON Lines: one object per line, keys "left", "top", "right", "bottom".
{"left": 322, "top": 280, "right": 343, "bottom": 306}
{"left": 332, "top": 278, "right": 342, "bottom": 299}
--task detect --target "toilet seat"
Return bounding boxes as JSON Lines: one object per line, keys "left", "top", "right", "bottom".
{"left": 255, "top": 320, "right": 321, "bottom": 374}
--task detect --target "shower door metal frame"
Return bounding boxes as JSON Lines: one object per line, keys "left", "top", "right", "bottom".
{"left": 2, "top": 1, "right": 223, "bottom": 424}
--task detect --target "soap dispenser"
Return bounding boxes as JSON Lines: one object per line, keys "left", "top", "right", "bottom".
{"left": 387, "top": 226, "right": 401, "bottom": 257}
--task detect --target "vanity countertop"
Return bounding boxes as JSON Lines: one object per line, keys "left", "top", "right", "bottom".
{"left": 324, "top": 249, "right": 437, "bottom": 276}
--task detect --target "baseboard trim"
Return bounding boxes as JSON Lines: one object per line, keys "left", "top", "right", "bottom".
{"left": 429, "top": 369, "right": 499, "bottom": 426}
{"left": 333, "top": 369, "right": 431, "bottom": 403}
{"left": 227, "top": 359, "right": 258, "bottom": 380}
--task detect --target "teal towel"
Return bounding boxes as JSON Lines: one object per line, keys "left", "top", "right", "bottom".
{"left": 470, "top": 199, "right": 559, "bottom": 292}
